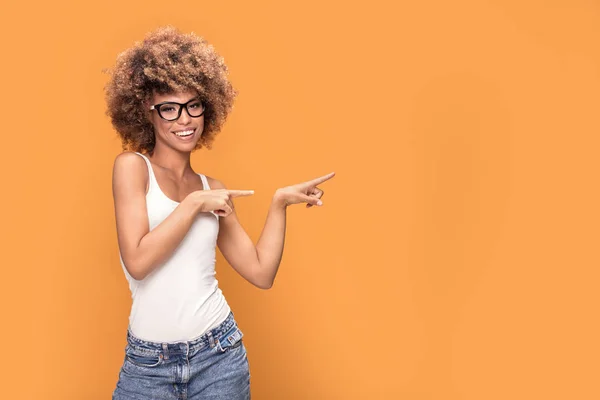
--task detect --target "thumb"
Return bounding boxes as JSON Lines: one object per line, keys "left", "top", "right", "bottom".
{"left": 298, "top": 194, "right": 322, "bottom": 206}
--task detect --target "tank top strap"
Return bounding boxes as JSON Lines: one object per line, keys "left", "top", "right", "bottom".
{"left": 198, "top": 173, "right": 211, "bottom": 190}
{"left": 133, "top": 151, "right": 157, "bottom": 193}
{"left": 198, "top": 173, "right": 218, "bottom": 218}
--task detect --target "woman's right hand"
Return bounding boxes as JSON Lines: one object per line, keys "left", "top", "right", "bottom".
{"left": 188, "top": 189, "right": 254, "bottom": 217}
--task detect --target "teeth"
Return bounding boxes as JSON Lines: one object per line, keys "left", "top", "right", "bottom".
{"left": 175, "top": 129, "right": 194, "bottom": 137}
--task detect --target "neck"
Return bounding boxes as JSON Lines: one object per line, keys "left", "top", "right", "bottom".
{"left": 148, "top": 144, "right": 192, "bottom": 179}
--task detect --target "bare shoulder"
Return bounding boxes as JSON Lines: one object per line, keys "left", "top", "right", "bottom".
{"left": 205, "top": 175, "right": 226, "bottom": 190}
{"left": 112, "top": 151, "right": 149, "bottom": 194}
{"left": 113, "top": 151, "right": 146, "bottom": 170}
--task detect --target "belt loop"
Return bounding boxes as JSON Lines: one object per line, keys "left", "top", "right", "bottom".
{"left": 207, "top": 331, "right": 216, "bottom": 348}
{"left": 162, "top": 343, "right": 169, "bottom": 360}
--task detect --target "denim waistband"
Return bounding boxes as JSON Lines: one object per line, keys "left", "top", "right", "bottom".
{"left": 126, "top": 311, "right": 237, "bottom": 357}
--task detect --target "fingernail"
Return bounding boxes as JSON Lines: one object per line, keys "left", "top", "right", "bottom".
{"left": 317, "top": 200, "right": 323, "bottom": 206}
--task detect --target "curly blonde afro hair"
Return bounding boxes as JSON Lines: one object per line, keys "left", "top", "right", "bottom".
{"left": 104, "top": 26, "right": 237, "bottom": 154}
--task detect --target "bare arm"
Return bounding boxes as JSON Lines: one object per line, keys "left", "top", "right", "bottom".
{"left": 211, "top": 179, "right": 286, "bottom": 289}
{"left": 254, "top": 193, "right": 288, "bottom": 288}
{"left": 112, "top": 152, "right": 203, "bottom": 280}
{"left": 213, "top": 176, "right": 330, "bottom": 289}
{"left": 213, "top": 176, "right": 288, "bottom": 289}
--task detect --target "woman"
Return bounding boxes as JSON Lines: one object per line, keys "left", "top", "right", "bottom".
{"left": 105, "top": 26, "right": 334, "bottom": 399}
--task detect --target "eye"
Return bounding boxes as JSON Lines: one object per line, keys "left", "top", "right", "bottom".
{"left": 160, "top": 105, "right": 176, "bottom": 112}
{"left": 189, "top": 102, "right": 202, "bottom": 109}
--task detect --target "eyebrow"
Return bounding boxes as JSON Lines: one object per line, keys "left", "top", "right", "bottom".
{"left": 161, "top": 96, "right": 200, "bottom": 104}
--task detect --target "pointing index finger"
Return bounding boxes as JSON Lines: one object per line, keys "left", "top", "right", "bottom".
{"left": 227, "top": 190, "right": 255, "bottom": 198}
{"left": 306, "top": 172, "right": 336, "bottom": 187}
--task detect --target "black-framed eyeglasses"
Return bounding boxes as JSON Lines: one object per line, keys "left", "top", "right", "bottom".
{"left": 150, "top": 98, "right": 205, "bottom": 121}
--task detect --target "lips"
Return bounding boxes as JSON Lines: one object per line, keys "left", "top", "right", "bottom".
{"left": 172, "top": 128, "right": 196, "bottom": 138}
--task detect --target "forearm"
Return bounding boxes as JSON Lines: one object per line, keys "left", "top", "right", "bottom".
{"left": 255, "top": 192, "right": 288, "bottom": 287}
{"left": 124, "top": 196, "right": 202, "bottom": 280}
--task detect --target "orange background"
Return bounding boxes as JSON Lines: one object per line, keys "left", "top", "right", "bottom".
{"left": 1, "top": 0, "right": 599, "bottom": 399}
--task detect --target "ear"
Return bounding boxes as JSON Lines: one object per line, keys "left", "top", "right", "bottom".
{"left": 143, "top": 100, "right": 154, "bottom": 123}
{"left": 145, "top": 91, "right": 157, "bottom": 122}
{"left": 145, "top": 109, "right": 153, "bottom": 123}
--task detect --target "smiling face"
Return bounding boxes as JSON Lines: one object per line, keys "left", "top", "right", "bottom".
{"left": 148, "top": 89, "right": 205, "bottom": 152}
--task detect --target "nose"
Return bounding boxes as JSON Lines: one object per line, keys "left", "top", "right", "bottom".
{"left": 177, "top": 106, "right": 192, "bottom": 124}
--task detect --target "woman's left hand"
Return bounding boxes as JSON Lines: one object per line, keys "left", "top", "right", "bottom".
{"left": 274, "top": 172, "right": 335, "bottom": 208}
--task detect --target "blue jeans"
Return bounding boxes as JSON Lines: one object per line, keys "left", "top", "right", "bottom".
{"left": 113, "top": 312, "right": 251, "bottom": 399}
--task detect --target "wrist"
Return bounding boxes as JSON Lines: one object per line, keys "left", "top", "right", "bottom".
{"left": 184, "top": 192, "right": 204, "bottom": 213}
{"left": 273, "top": 190, "right": 288, "bottom": 209}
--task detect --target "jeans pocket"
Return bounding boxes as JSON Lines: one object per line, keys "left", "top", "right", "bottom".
{"left": 216, "top": 326, "right": 244, "bottom": 353}
{"left": 125, "top": 345, "right": 164, "bottom": 368}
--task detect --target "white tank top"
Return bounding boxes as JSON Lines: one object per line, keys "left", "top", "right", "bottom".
{"left": 118, "top": 151, "right": 231, "bottom": 343}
